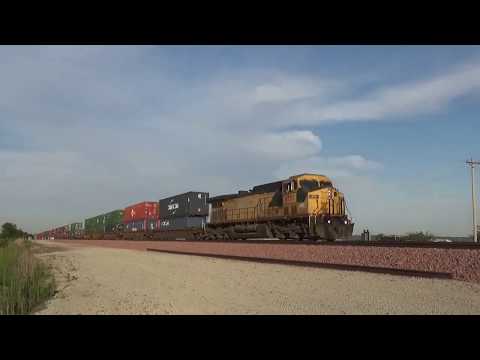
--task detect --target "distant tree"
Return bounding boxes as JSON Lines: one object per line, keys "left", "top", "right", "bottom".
{"left": 404, "top": 231, "right": 434, "bottom": 241}
{"left": 0, "top": 222, "right": 25, "bottom": 239}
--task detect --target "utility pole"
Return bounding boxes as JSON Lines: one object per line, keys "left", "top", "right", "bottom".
{"left": 466, "top": 159, "right": 480, "bottom": 243}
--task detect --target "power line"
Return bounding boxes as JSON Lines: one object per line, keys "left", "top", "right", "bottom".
{"left": 466, "top": 159, "right": 480, "bottom": 243}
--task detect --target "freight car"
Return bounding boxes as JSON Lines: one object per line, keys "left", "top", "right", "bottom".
{"left": 201, "top": 173, "right": 353, "bottom": 241}
{"left": 67, "top": 222, "right": 84, "bottom": 239}
{"left": 84, "top": 209, "right": 124, "bottom": 240}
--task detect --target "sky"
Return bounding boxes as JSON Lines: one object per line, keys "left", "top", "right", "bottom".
{"left": 1, "top": 45, "right": 480, "bottom": 236}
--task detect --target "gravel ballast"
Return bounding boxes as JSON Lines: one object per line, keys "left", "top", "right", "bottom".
{"left": 34, "top": 240, "right": 480, "bottom": 314}
{"left": 52, "top": 239, "right": 480, "bottom": 283}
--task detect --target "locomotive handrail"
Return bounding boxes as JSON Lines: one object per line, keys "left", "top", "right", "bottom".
{"left": 212, "top": 203, "right": 269, "bottom": 224}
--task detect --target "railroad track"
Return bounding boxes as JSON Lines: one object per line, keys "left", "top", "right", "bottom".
{"left": 67, "top": 236, "right": 480, "bottom": 249}
{"left": 146, "top": 248, "right": 454, "bottom": 280}
{"left": 145, "top": 238, "right": 480, "bottom": 249}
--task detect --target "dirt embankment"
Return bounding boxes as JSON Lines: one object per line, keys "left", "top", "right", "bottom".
{"left": 33, "top": 240, "right": 480, "bottom": 315}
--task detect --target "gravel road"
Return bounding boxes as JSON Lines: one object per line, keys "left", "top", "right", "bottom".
{"left": 33, "top": 240, "right": 480, "bottom": 315}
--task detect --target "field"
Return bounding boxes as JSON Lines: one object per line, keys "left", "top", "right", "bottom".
{"left": 0, "top": 240, "right": 56, "bottom": 315}
{"left": 33, "top": 240, "right": 480, "bottom": 315}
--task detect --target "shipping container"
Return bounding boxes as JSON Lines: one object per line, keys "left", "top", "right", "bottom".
{"left": 85, "top": 214, "right": 106, "bottom": 233}
{"left": 157, "top": 216, "right": 206, "bottom": 231}
{"left": 67, "top": 222, "right": 84, "bottom": 238}
{"left": 123, "top": 202, "right": 159, "bottom": 223}
{"left": 159, "top": 191, "right": 209, "bottom": 219}
{"left": 104, "top": 209, "right": 124, "bottom": 232}
{"left": 52, "top": 225, "right": 69, "bottom": 239}
{"left": 69, "top": 222, "right": 83, "bottom": 232}
{"left": 85, "top": 209, "right": 123, "bottom": 233}
{"left": 125, "top": 219, "right": 158, "bottom": 232}
{"left": 125, "top": 220, "right": 146, "bottom": 232}
{"left": 146, "top": 219, "right": 157, "bottom": 231}
{"left": 36, "top": 232, "right": 48, "bottom": 240}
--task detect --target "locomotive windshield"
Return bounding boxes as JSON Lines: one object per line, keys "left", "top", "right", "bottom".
{"left": 300, "top": 179, "right": 332, "bottom": 191}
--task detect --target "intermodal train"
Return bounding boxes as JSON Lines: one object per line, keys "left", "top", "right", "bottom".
{"left": 36, "top": 173, "right": 354, "bottom": 242}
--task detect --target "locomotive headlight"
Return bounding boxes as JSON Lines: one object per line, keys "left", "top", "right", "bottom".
{"left": 344, "top": 220, "right": 348, "bottom": 224}
{"left": 327, "top": 220, "right": 331, "bottom": 224}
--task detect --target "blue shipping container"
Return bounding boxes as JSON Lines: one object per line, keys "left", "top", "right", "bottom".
{"left": 125, "top": 219, "right": 158, "bottom": 232}
{"left": 158, "top": 216, "right": 206, "bottom": 231}
{"left": 125, "top": 220, "right": 146, "bottom": 232}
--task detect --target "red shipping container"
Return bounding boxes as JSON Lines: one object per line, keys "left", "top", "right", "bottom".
{"left": 123, "top": 201, "right": 159, "bottom": 223}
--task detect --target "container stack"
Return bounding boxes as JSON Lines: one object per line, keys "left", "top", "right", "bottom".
{"left": 123, "top": 201, "right": 159, "bottom": 232}
{"left": 53, "top": 225, "right": 69, "bottom": 239}
{"left": 68, "top": 222, "right": 84, "bottom": 239}
{"left": 36, "top": 231, "right": 49, "bottom": 240}
{"left": 85, "top": 214, "right": 106, "bottom": 234}
{"left": 104, "top": 210, "right": 124, "bottom": 232}
{"left": 158, "top": 191, "right": 209, "bottom": 231}
{"left": 84, "top": 209, "right": 124, "bottom": 235}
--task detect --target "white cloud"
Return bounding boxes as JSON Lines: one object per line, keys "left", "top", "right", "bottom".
{"left": 326, "top": 155, "right": 382, "bottom": 171}
{"left": 252, "top": 76, "right": 332, "bottom": 104}
{"left": 272, "top": 155, "right": 382, "bottom": 180}
{"left": 192, "top": 59, "right": 480, "bottom": 132}
{"left": 289, "top": 61, "right": 480, "bottom": 124}
{"left": 200, "top": 72, "right": 344, "bottom": 122}
{"left": 246, "top": 130, "right": 322, "bottom": 160}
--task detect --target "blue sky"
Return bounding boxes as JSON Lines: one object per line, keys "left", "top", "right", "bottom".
{"left": 1, "top": 45, "right": 479, "bottom": 236}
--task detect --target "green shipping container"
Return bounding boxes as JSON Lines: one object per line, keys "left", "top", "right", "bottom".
{"left": 104, "top": 209, "right": 124, "bottom": 232}
{"left": 85, "top": 210, "right": 124, "bottom": 234}
{"left": 69, "top": 222, "right": 83, "bottom": 232}
{"left": 66, "top": 222, "right": 84, "bottom": 238}
{"left": 85, "top": 214, "right": 106, "bottom": 234}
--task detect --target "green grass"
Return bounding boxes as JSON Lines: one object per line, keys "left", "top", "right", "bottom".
{"left": 0, "top": 239, "right": 56, "bottom": 315}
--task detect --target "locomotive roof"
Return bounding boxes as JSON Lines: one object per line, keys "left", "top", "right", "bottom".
{"left": 290, "top": 173, "right": 329, "bottom": 178}
{"left": 209, "top": 180, "right": 283, "bottom": 203}
{"left": 208, "top": 194, "right": 239, "bottom": 203}
{"left": 209, "top": 174, "right": 332, "bottom": 204}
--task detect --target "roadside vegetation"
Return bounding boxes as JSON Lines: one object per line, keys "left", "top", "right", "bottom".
{"left": 0, "top": 223, "right": 56, "bottom": 315}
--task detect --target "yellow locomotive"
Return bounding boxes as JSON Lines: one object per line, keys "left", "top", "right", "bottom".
{"left": 205, "top": 173, "right": 354, "bottom": 241}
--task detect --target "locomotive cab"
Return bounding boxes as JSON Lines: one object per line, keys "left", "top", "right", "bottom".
{"left": 280, "top": 174, "right": 353, "bottom": 237}
{"left": 281, "top": 173, "right": 337, "bottom": 212}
